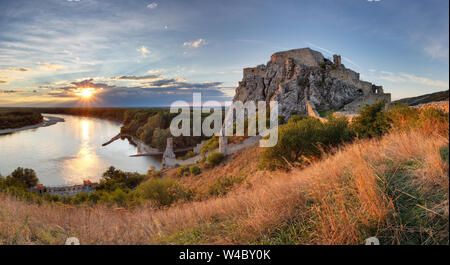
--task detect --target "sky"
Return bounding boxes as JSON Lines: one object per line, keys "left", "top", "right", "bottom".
{"left": 0, "top": 0, "right": 448, "bottom": 107}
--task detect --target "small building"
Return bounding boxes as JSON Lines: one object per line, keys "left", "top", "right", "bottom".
{"left": 30, "top": 180, "right": 98, "bottom": 197}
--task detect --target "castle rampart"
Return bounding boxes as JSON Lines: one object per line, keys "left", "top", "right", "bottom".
{"left": 270, "top": 48, "right": 324, "bottom": 67}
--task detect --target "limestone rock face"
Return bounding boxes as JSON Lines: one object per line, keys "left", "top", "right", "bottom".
{"left": 233, "top": 48, "right": 390, "bottom": 120}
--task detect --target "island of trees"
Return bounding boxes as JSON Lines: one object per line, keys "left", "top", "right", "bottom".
{"left": 0, "top": 109, "right": 43, "bottom": 130}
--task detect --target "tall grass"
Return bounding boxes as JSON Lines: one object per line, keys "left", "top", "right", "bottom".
{"left": 1, "top": 104, "right": 448, "bottom": 245}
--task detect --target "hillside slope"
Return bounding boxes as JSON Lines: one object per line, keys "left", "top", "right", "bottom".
{"left": 394, "top": 90, "right": 449, "bottom": 106}
{"left": 1, "top": 125, "right": 448, "bottom": 245}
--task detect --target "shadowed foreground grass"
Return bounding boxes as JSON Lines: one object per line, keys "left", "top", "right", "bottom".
{"left": 1, "top": 124, "right": 447, "bottom": 244}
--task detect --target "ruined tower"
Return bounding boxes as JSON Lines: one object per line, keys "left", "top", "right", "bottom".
{"left": 163, "top": 137, "right": 176, "bottom": 159}
{"left": 333, "top": 54, "right": 341, "bottom": 67}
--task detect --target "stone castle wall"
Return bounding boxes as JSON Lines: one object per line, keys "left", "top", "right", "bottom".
{"left": 234, "top": 47, "right": 391, "bottom": 118}
{"left": 343, "top": 93, "right": 391, "bottom": 113}
{"left": 270, "top": 48, "right": 324, "bottom": 67}
{"left": 328, "top": 69, "right": 373, "bottom": 95}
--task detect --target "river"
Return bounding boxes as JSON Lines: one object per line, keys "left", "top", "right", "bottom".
{"left": 0, "top": 114, "right": 162, "bottom": 186}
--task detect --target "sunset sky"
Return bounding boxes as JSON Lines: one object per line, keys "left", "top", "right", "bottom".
{"left": 0, "top": 0, "right": 448, "bottom": 107}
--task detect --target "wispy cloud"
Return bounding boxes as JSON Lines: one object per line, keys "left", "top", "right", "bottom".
{"left": 37, "top": 63, "right": 63, "bottom": 71}
{"left": 305, "top": 42, "right": 360, "bottom": 68}
{"left": 5, "top": 67, "right": 29, "bottom": 72}
{"left": 0, "top": 89, "right": 22, "bottom": 93}
{"left": 424, "top": 37, "right": 449, "bottom": 60}
{"left": 367, "top": 69, "right": 448, "bottom": 89}
{"left": 147, "top": 69, "right": 164, "bottom": 74}
{"left": 111, "top": 75, "right": 161, "bottom": 81}
{"left": 147, "top": 2, "right": 158, "bottom": 9}
{"left": 137, "top": 46, "right": 150, "bottom": 57}
{"left": 183, "top": 38, "right": 206, "bottom": 48}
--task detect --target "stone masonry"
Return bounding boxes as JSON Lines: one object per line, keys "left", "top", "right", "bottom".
{"left": 233, "top": 47, "right": 391, "bottom": 119}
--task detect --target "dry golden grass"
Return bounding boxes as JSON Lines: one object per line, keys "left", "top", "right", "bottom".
{"left": 1, "top": 109, "right": 448, "bottom": 244}
{"left": 163, "top": 145, "right": 266, "bottom": 199}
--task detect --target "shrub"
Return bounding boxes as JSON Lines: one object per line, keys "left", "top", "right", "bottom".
{"left": 136, "top": 178, "right": 192, "bottom": 206}
{"left": 387, "top": 103, "right": 449, "bottom": 136}
{"left": 351, "top": 101, "right": 391, "bottom": 138}
{"left": 416, "top": 108, "right": 449, "bottom": 136}
{"left": 151, "top": 128, "right": 171, "bottom": 151}
{"left": 206, "top": 152, "right": 224, "bottom": 167}
{"left": 323, "top": 115, "right": 355, "bottom": 144}
{"left": 441, "top": 146, "right": 449, "bottom": 165}
{"left": 8, "top": 167, "right": 39, "bottom": 188}
{"left": 208, "top": 175, "right": 244, "bottom": 196}
{"left": 287, "top": 114, "right": 305, "bottom": 124}
{"left": 259, "top": 116, "right": 353, "bottom": 170}
{"left": 200, "top": 136, "right": 219, "bottom": 154}
{"left": 387, "top": 103, "right": 419, "bottom": 131}
{"left": 183, "top": 151, "right": 197, "bottom": 160}
{"left": 189, "top": 165, "right": 201, "bottom": 176}
{"left": 176, "top": 165, "right": 190, "bottom": 177}
{"left": 96, "top": 166, "right": 146, "bottom": 192}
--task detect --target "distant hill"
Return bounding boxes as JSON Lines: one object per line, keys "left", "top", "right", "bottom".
{"left": 394, "top": 90, "right": 449, "bottom": 106}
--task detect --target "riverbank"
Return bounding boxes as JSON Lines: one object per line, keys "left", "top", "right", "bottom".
{"left": 0, "top": 116, "right": 65, "bottom": 135}
{"left": 103, "top": 133, "right": 162, "bottom": 156}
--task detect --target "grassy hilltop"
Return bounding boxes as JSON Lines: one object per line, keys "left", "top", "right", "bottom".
{"left": 0, "top": 102, "right": 448, "bottom": 245}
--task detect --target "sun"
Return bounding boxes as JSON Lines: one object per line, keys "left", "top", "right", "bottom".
{"left": 75, "top": 87, "right": 96, "bottom": 99}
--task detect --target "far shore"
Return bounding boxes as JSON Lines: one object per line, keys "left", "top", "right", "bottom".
{"left": 0, "top": 116, "right": 65, "bottom": 135}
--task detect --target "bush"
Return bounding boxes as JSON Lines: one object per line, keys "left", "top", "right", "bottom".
{"left": 387, "top": 103, "right": 419, "bottom": 131}
{"left": 182, "top": 151, "right": 197, "bottom": 160}
{"left": 8, "top": 167, "right": 39, "bottom": 188}
{"left": 287, "top": 114, "right": 305, "bottom": 124}
{"left": 208, "top": 175, "right": 244, "bottom": 196}
{"left": 416, "top": 108, "right": 449, "bottom": 136}
{"left": 206, "top": 152, "right": 224, "bottom": 167}
{"left": 151, "top": 128, "right": 171, "bottom": 151}
{"left": 387, "top": 103, "right": 449, "bottom": 136}
{"left": 201, "top": 136, "right": 219, "bottom": 154}
{"left": 189, "top": 165, "right": 201, "bottom": 176}
{"left": 176, "top": 165, "right": 190, "bottom": 177}
{"left": 136, "top": 178, "right": 192, "bottom": 206}
{"left": 259, "top": 116, "right": 353, "bottom": 170}
{"left": 96, "top": 166, "right": 146, "bottom": 192}
{"left": 351, "top": 101, "right": 391, "bottom": 138}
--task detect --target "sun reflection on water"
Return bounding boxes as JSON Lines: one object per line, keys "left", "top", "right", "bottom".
{"left": 81, "top": 119, "right": 90, "bottom": 140}
{"left": 62, "top": 118, "right": 102, "bottom": 184}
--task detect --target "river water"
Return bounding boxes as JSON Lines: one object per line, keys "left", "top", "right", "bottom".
{"left": 0, "top": 114, "right": 162, "bottom": 186}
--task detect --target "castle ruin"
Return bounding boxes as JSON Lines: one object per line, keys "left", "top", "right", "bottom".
{"left": 233, "top": 47, "right": 391, "bottom": 118}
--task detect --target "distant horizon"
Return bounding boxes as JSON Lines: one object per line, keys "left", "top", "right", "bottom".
{"left": 0, "top": 0, "right": 448, "bottom": 107}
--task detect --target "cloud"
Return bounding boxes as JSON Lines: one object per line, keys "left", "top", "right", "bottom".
{"left": 0, "top": 81, "right": 8, "bottom": 84}
{"left": 5, "top": 67, "right": 29, "bottom": 72}
{"left": 45, "top": 76, "right": 227, "bottom": 106}
{"left": 137, "top": 46, "right": 150, "bottom": 57}
{"left": 424, "top": 37, "right": 449, "bottom": 60}
{"left": 0, "top": 89, "right": 22, "bottom": 93}
{"left": 183, "top": 38, "right": 206, "bottom": 48}
{"left": 147, "top": 69, "right": 164, "bottom": 74}
{"left": 38, "top": 63, "right": 63, "bottom": 71}
{"left": 111, "top": 75, "right": 161, "bottom": 80}
{"left": 369, "top": 70, "right": 448, "bottom": 89}
{"left": 147, "top": 2, "right": 158, "bottom": 9}
{"left": 305, "top": 42, "right": 360, "bottom": 68}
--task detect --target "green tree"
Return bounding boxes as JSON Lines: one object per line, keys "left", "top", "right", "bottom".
{"left": 96, "top": 166, "right": 145, "bottom": 192}
{"left": 8, "top": 167, "right": 39, "bottom": 188}
{"left": 259, "top": 116, "right": 353, "bottom": 170}
{"left": 351, "top": 101, "right": 391, "bottom": 138}
{"left": 151, "top": 128, "right": 172, "bottom": 151}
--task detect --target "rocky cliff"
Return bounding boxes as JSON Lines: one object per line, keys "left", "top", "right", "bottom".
{"left": 233, "top": 48, "right": 391, "bottom": 120}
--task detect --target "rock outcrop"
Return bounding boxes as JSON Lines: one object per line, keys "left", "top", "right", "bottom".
{"left": 233, "top": 48, "right": 391, "bottom": 120}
